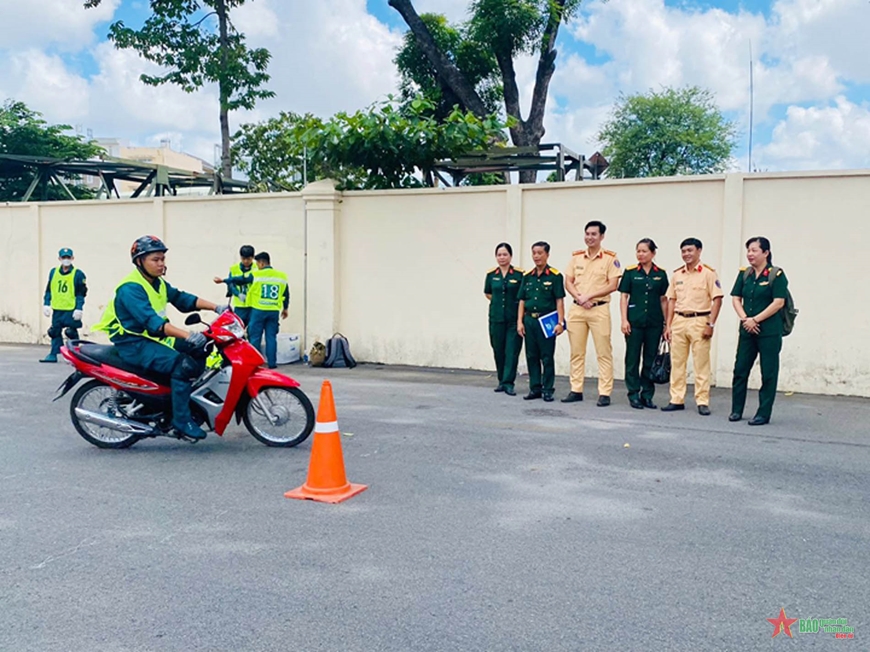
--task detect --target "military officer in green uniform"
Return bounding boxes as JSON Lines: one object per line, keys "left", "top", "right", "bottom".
{"left": 484, "top": 242, "right": 524, "bottom": 396}
{"left": 618, "top": 238, "right": 669, "bottom": 409}
{"left": 730, "top": 236, "right": 788, "bottom": 426}
{"left": 41, "top": 247, "right": 87, "bottom": 363}
{"left": 517, "top": 241, "right": 565, "bottom": 402}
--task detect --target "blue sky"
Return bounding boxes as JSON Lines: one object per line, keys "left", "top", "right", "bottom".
{"left": 2, "top": 0, "right": 869, "bottom": 173}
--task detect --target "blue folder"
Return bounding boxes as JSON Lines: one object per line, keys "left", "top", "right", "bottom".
{"left": 538, "top": 311, "right": 560, "bottom": 338}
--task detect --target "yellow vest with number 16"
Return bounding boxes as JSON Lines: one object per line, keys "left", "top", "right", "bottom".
{"left": 50, "top": 267, "right": 77, "bottom": 311}
{"left": 248, "top": 268, "right": 288, "bottom": 312}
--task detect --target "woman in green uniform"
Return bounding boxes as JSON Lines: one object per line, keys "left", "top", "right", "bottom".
{"left": 618, "top": 238, "right": 669, "bottom": 409}
{"left": 730, "top": 236, "right": 788, "bottom": 426}
{"left": 484, "top": 243, "right": 524, "bottom": 396}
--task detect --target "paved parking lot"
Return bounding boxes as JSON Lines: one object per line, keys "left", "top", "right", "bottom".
{"left": 1, "top": 343, "right": 868, "bottom": 651}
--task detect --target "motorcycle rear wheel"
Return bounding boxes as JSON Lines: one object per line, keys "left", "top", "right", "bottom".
{"left": 70, "top": 380, "right": 141, "bottom": 449}
{"left": 243, "top": 386, "right": 314, "bottom": 447}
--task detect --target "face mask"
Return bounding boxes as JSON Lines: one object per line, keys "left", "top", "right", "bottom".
{"left": 61, "top": 258, "right": 72, "bottom": 267}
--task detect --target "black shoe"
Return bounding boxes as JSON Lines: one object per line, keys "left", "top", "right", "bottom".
{"left": 748, "top": 416, "right": 770, "bottom": 426}
{"left": 494, "top": 385, "right": 505, "bottom": 393}
{"left": 504, "top": 386, "right": 516, "bottom": 396}
{"left": 596, "top": 395, "right": 611, "bottom": 407}
{"left": 39, "top": 356, "right": 58, "bottom": 363}
{"left": 542, "top": 393, "right": 554, "bottom": 402}
{"left": 660, "top": 403, "right": 685, "bottom": 412}
{"left": 698, "top": 405, "right": 711, "bottom": 416}
{"left": 523, "top": 392, "right": 542, "bottom": 401}
{"left": 641, "top": 398, "right": 657, "bottom": 409}
{"left": 561, "top": 391, "right": 583, "bottom": 403}
{"left": 629, "top": 399, "right": 644, "bottom": 409}
{"left": 728, "top": 413, "right": 742, "bottom": 422}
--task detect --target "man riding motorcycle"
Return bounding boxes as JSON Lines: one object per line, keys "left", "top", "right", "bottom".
{"left": 92, "top": 236, "right": 228, "bottom": 440}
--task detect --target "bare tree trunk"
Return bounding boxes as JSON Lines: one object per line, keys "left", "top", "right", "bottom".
{"left": 216, "top": 0, "right": 232, "bottom": 179}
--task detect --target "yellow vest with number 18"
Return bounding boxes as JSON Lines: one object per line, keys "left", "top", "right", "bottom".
{"left": 92, "top": 270, "right": 176, "bottom": 347}
{"left": 248, "top": 268, "right": 288, "bottom": 312}
{"left": 50, "top": 267, "right": 77, "bottom": 311}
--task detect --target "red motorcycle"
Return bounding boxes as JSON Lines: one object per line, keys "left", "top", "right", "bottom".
{"left": 54, "top": 310, "right": 315, "bottom": 449}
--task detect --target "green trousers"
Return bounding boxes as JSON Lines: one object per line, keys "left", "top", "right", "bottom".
{"left": 489, "top": 320, "right": 523, "bottom": 389}
{"left": 624, "top": 323, "right": 663, "bottom": 402}
{"left": 523, "top": 315, "right": 556, "bottom": 394}
{"left": 731, "top": 333, "right": 782, "bottom": 419}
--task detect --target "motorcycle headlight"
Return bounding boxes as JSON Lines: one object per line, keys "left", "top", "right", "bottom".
{"left": 224, "top": 320, "right": 245, "bottom": 340}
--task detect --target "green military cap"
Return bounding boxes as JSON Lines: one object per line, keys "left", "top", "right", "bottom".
{"left": 58, "top": 247, "right": 74, "bottom": 257}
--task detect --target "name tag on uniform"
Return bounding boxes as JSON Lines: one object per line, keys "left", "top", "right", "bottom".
{"left": 676, "top": 281, "right": 684, "bottom": 285}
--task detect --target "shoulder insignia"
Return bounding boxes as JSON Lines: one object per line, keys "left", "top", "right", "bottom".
{"left": 626, "top": 265, "right": 638, "bottom": 271}
{"left": 571, "top": 249, "right": 584, "bottom": 256}
{"left": 513, "top": 267, "right": 524, "bottom": 274}
{"left": 703, "top": 264, "right": 716, "bottom": 271}
{"left": 776, "top": 269, "right": 783, "bottom": 276}
{"left": 549, "top": 267, "right": 561, "bottom": 275}
{"left": 487, "top": 267, "right": 497, "bottom": 274}
{"left": 739, "top": 267, "right": 747, "bottom": 272}
{"left": 674, "top": 266, "right": 684, "bottom": 273}
{"left": 524, "top": 269, "right": 535, "bottom": 276}
{"left": 603, "top": 249, "right": 617, "bottom": 257}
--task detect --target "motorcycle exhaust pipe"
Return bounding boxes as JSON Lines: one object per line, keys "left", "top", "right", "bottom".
{"left": 74, "top": 408, "right": 155, "bottom": 435}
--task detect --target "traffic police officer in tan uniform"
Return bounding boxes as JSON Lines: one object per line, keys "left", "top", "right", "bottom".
{"left": 662, "top": 237, "right": 723, "bottom": 415}
{"left": 563, "top": 220, "right": 621, "bottom": 407}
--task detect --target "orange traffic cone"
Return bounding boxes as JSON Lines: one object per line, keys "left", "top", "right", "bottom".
{"left": 285, "top": 380, "right": 367, "bottom": 504}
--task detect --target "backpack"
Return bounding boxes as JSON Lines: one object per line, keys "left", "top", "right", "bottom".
{"left": 743, "top": 266, "right": 798, "bottom": 336}
{"left": 323, "top": 333, "right": 357, "bottom": 369}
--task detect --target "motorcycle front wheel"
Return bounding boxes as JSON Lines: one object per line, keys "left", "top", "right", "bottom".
{"left": 70, "top": 380, "right": 141, "bottom": 449}
{"left": 243, "top": 387, "right": 314, "bottom": 447}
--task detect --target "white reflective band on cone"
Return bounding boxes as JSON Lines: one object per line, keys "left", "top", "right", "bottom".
{"left": 314, "top": 421, "right": 339, "bottom": 433}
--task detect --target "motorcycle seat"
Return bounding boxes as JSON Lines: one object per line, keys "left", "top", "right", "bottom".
{"left": 74, "top": 343, "right": 172, "bottom": 386}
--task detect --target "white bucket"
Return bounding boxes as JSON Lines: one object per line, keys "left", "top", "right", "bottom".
{"left": 275, "top": 333, "right": 301, "bottom": 364}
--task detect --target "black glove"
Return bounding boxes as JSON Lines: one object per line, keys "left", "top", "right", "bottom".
{"left": 186, "top": 332, "right": 207, "bottom": 348}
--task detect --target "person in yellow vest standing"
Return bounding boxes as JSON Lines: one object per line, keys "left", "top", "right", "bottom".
{"left": 213, "top": 244, "right": 255, "bottom": 326}
{"left": 563, "top": 221, "right": 622, "bottom": 407}
{"left": 661, "top": 238, "right": 724, "bottom": 415}
{"left": 246, "top": 252, "right": 289, "bottom": 369}
{"left": 40, "top": 247, "right": 87, "bottom": 363}
{"left": 92, "top": 236, "right": 227, "bottom": 440}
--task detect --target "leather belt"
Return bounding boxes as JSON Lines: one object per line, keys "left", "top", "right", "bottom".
{"left": 675, "top": 310, "right": 711, "bottom": 318}
{"left": 526, "top": 311, "right": 546, "bottom": 318}
{"left": 573, "top": 300, "right": 608, "bottom": 307}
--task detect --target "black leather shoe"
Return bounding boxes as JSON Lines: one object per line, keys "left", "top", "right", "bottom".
{"left": 728, "top": 413, "right": 742, "bottom": 422}
{"left": 698, "top": 405, "right": 711, "bottom": 416}
{"left": 641, "top": 398, "right": 657, "bottom": 409}
{"left": 504, "top": 386, "right": 516, "bottom": 396}
{"left": 629, "top": 399, "right": 644, "bottom": 409}
{"left": 596, "top": 395, "right": 611, "bottom": 407}
{"left": 748, "top": 416, "right": 770, "bottom": 426}
{"left": 561, "top": 391, "right": 583, "bottom": 403}
{"left": 523, "top": 392, "right": 542, "bottom": 401}
{"left": 494, "top": 385, "right": 505, "bottom": 393}
{"left": 542, "top": 393, "right": 554, "bottom": 402}
{"left": 660, "top": 403, "right": 685, "bottom": 412}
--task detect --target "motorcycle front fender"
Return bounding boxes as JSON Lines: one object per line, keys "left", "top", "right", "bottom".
{"left": 53, "top": 371, "right": 84, "bottom": 402}
{"left": 245, "top": 368, "right": 301, "bottom": 397}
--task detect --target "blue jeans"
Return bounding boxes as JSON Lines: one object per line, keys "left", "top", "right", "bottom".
{"left": 234, "top": 307, "right": 252, "bottom": 326}
{"left": 247, "top": 309, "right": 280, "bottom": 368}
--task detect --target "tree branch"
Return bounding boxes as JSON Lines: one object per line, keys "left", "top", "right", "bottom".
{"left": 388, "top": 0, "right": 488, "bottom": 117}
{"left": 526, "top": 0, "right": 567, "bottom": 140}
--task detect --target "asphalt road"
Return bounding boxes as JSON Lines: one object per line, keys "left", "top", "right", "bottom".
{"left": 1, "top": 344, "right": 867, "bottom": 651}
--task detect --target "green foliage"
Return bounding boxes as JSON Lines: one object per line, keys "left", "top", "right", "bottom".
{"left": 597, "top": 86, "right": 737, "bottom": 178}
{"left": 395, "top": 13, "right": 501, "bottom": 120}
{"left": 233, "top": 97, "right": 510, "bottom": 190}
{"left": 468, "top": 0, "right": 582, "bottom": 59}
{"left": 0, "top": 100, "right": 104, "bottom": 201}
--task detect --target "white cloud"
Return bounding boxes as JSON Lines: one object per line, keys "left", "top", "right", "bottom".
{"left": 411, "top": 0, "right": 472, "bottom": 23}
{"left": 2, "top": 50, "right": 90, "bottom": 124}
{"left": 0, "top": 0, "right": 118, "bottom": 51}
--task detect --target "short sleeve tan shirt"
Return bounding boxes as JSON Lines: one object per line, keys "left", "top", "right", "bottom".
{"left": 566, "top": 249, "right": 622, "bottom": 304}
{"left": 666, "top": 263, "right": 724, "bottom": 312}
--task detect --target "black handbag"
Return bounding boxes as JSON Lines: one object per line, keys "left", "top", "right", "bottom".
{"left": 649, "top": 337, "right": 671, "bottom": 384}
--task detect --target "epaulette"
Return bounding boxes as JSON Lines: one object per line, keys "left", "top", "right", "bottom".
{"left": 674, "top": 266, "right": 684, "bottom": 272}
{"left": 626, "top": 264, "right": 638, "bottom": 271}
{"left": 572, "top": 249, "right": 584, "bottom": 256}
{"left": 487, "top": 267, "right": 497, "bottom": 274}
{"left": 603, "top": 249, "right": 617, "bottom": 257}
{"left": 549, "top": 267, "right": 561, "bottom": 275}
{"left": 739, "top": 267, "right": 747, "bottom": 271}
{"left": 513, "top": 267, "right": 525, "bottom": 274}
{"left": 524, "top": 268, "right": 536, "bottom": 276}
{"left": 703, "top": 264, "right": 716, "bottom": 271}
{"left": 776, "top": 269, "right": 783, "bottom": 276}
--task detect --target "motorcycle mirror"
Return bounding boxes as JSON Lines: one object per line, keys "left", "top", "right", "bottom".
{"left": 184, "top": 313, "right": 202, "bottom": 326}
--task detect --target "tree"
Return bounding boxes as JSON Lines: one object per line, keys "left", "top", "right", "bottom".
{"left": 389, "top": 0, "right": 581, "bottom": 183}
{"left": 232, "top": 97, "right": 509, "bottom": 190}
{"left": 0, "top": 100, "right": 104, "bottom": 201}
{"left": 597, "top": 87, "right": 737, "bottom": 178}
{"left": 84, "top": 0, "right": 273, "bottom": 178}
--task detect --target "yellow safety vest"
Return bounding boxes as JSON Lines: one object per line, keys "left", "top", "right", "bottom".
{"left": 229, "top": 263, "right": 253, "bottom": 308}
{"left": 50, "top": 267, "right": 78, "bottom": 311}
{"left": 248, "top": 268, "right": 288, "bottom": 312}
{"left": 92, "top": 270, "right": 176, "bottom": 347}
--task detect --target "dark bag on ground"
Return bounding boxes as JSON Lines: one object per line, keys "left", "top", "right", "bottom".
{"left": 323, "top": 333, "right": 357, "bottom": 369}
{"left": 308, "top": 341, "right": 327, "bottom": 367}
{"left": 743, "top": 266, "right": 798, "bottom": 336}
{"left": 649, "top": 337, "right": 671, "bottom": 384}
